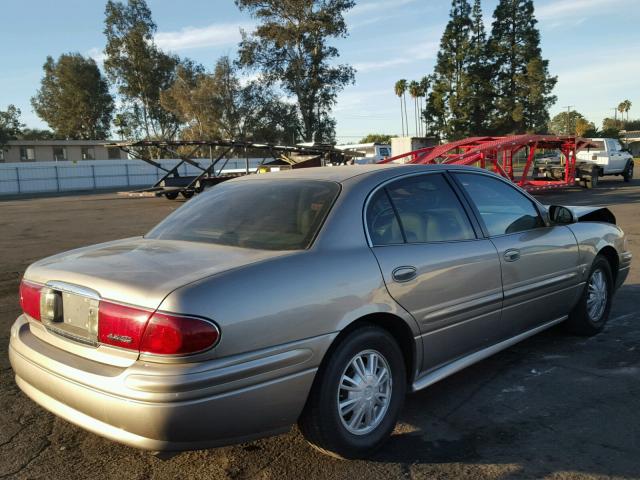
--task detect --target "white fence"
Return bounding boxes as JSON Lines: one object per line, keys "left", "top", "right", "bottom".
{"left": 0, "top": 158, "right": 264, "bottom": 196}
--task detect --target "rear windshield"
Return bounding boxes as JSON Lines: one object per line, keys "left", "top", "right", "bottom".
{"left": 146, "top": 179, "right": 340, "bottom": 250}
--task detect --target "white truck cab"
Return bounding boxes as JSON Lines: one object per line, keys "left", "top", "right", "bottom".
{"left": 577, "top": 138, "right": 634, "bottom": 183}
{"left": 336, "top": 143, "right": 391, "bottom": 164}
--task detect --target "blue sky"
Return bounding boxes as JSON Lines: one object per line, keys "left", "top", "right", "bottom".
{"left": 1, "top": 0, "right": 638, "bottom": 142}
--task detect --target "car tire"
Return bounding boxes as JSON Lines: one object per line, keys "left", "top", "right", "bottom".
{"left": 565, "top": 256, "right": 613, "bottom": 336}
{"left": 180, "top": 190, "right": 194, "bottom": 199}
{"left": 585, "top": 167, "right": 599, "bottom": 189}
{"left": 164, "top": 191, "right": 179, "bottom": 200}
{"left": 298, "top": 325, "right": 406, "bottom": 459}
{"left": 623, "top": 162, "right": 633, "bottom": 182}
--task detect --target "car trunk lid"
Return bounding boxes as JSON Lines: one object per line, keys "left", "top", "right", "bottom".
{"left": 22, "top": 237, "right": 292, "bottom": 364}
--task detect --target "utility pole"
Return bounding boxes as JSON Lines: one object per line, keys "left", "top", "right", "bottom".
{"left": 563, "top": 105, "right": 574, "bottom": 135}
{"left": 612, "top": 108, "right": 618, "bottom": 121}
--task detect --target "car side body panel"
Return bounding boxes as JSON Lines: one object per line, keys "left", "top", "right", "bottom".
{"left": 567, "top": 222, "right": 631, "bottom": 289}
{"left": 491, "top": 226, "right": 582, "bottom": 334}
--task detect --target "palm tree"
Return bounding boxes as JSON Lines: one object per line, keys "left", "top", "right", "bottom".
{"left": 408, "top": 81, "right": 420, "bottom": 137}
{"left": 394, "top": 80, "right": 408, "bottom": 137}
{"left": 419, "top": 76, "right": 431, "bottom": 137}
{"left": 624, "top": 99, "right": 632, "bottom": 122}
{"left": 618, "top": 102, "right": 626, "bottom": 123}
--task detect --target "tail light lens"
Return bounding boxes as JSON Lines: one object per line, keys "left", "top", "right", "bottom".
{"left": 19, "top": 280, "right": 42, "bottom": 321}
{"left": 97, "top": 300, "right": 219, "bottom": 356}
{"left": 98, "top": 301, "right": 153, "bottom": 350}
{"left": 140, "top": 313, "right": 219, "bottom": 355}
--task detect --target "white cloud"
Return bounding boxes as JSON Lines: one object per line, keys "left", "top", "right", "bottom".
{"left": 154, "top": 22, "right": 251, "bottom": 51}
{"left": 353, "top": 39, "right": 439, "bottom": 73}
{"left": 348, "top": 0, "right": 418, "bottom": 17}
{"left": 87, "top": 47, "right": 105, "bottom": 64}
{"left": 536, "top": 0, "right": 633, "bottom": 21}
{"left": 552, "top": 49, "right": 639, "bottom": 125}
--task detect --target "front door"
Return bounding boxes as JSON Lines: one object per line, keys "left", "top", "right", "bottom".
{"left": 452, "top": 172, "right": 581, "bottom": 334}
{"left": 366, "top": 173, "right": 506, "bottom": 372}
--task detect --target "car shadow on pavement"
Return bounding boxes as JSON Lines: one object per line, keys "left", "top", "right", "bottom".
{"left": 368, "top": 284, "right": 640, "bottom": 478}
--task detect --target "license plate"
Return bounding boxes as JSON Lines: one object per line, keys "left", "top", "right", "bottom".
{"left": 42, "top": 283, "right": 99, "bottom": 345}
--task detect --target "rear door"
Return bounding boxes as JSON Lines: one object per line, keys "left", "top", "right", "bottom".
{"left": 366, "top": 172, "right": 506, "bottom": 372}
{"left": 452, "top": 172, "right": 581, "bottom": 334}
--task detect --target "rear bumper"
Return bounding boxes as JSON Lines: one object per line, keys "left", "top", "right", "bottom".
{"left": 9, "top": 315, "right": 331, "bottom": 451}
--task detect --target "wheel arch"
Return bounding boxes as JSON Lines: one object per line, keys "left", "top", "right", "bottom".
{"left": 597, "top": 245, "right": 619, "bottom": 285}
{"left": 318, "top": 313, "right": 419, "bottom": 385}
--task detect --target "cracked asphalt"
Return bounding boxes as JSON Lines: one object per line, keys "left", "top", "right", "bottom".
{"left": 1, "top": 170, "right": 639, "bottom": 479}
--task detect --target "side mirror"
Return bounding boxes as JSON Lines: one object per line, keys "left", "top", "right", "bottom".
{"left": 549, "top": 205, "right": 576, "bottom": 224}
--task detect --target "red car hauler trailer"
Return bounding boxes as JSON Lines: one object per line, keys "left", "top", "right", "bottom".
{"left": 379, "top": 135, "right": 600, "bottom": 192}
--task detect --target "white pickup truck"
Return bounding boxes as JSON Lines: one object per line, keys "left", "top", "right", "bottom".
{"left": 576, "top": 138, "right": 634, "bottom": 187}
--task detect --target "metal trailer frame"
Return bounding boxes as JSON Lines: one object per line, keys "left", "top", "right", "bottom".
{"left": 379, "top": 135, "right": 599, "bottom": 192}
{"left": 111, "top": 140, "right": 359, "bottom": 199}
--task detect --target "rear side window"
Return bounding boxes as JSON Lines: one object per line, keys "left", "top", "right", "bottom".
{"left": 454, "top": 173, "right": 544, "bottom": 236}
{"left": 147, "top": 179, "right": 339, "bottom": 250}
{"left": 367, "top": 190, "right": 404, "bottom": 245}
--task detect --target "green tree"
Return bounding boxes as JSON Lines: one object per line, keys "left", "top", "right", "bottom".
{"left": 419, "top": 76, "right": 432, "bottom": 135}
{"left": 575, "top": 117, "right": 597, "bottom": 137}
{"left": 161, "top": 56, "right": 298, "bottom": 143}
{"left": 426, "top": 0, "right": 473, "bottom": 140}
{"left": 359, "top": 133, "right": 392, "bottom": 144}
{"left": 394, "top": 79, "right": 408, "bottom": 137}
{"left": 487, "top": 0, "right": 557, "bottom": 133}
{"left": 408, "top": 80, "right": 421, "bottom": 136}
{"left": 104, "top": 0, "right": 181, "bottom": 140}
{"left": 18, "top": 128, "right": 56, "bottom": 140}
{"left": 547, "top": 110, "right": 596, "bottom": 136}
{"left": 236, "top": 0, "right": 355, "bottom": 143}
{"left": 618, "top": 99, "right": 632, "bottom": 122}
{"left": 602, "top": 117, "right": 624, "bottom": 138}
{"left": 31, "top": 53, "right": 114, "bottom": 139}
{"left": 0, "top": 105, "right": 23, "bottom": 149}
{"left": 466, "top": 0, "right": 492, "bottom": 135}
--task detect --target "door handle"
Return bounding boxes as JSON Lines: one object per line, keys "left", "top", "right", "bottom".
{"left": 392, "top": 266, "right": 417, "bottom": 282}
{"left": 504, "top": 249, "right": 520, "bottom": 262}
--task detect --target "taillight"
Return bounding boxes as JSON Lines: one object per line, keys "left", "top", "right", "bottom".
{"left": 97, "top": 300, "right": 219, "bottom": 355}
{"left": 140, "top": 313, "right": 219, "bottom": 355}
{"left": 20, "top": 280, "right": 42, "bottom": 321}
{"left": 98, "top": 301, "right": 152, "bottom": 350}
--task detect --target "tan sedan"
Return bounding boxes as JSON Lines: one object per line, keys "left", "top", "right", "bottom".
{"left": 9, "top": 165, "right": 631, "bottom": 458}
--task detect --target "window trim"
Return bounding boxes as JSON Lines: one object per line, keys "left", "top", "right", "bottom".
{"left": 449, "top": 169, "right": 550, "bottom": 239}
{"left": 363, "top": 171, "right": 482, "bottom": 247}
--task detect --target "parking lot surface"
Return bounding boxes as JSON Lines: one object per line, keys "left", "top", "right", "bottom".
{"left": 1, "top": 173, "right": 639, "bottom": 480}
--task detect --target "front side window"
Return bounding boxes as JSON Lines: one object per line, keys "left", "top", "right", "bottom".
{"left": 147, "top": 179, "right": 340, "bottom": 250}
{"left": 455, "top": 173, "right": 544, "bottom": 236}
{"left": 606, "top": 139, "right": 621, "bottom": 152}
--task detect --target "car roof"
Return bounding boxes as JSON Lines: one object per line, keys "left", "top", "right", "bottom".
{"left": 232, "top": 163, "right": 483, "bottom": 184}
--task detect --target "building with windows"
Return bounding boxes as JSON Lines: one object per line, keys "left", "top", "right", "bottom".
{"left": 0, "top": 140, "right": 127, "bottom": 163}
